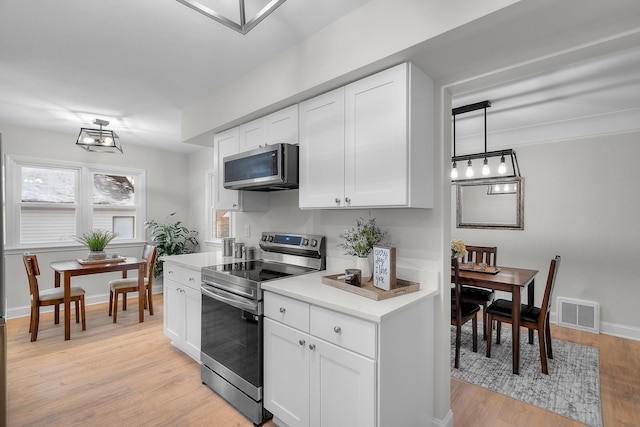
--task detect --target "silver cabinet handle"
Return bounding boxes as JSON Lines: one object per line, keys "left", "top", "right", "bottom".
{"left": 334, "top": 326, "right": 341, "bottom": 334}
{"left": 189, "top": 277, "right": 195, "bottom": 282}
{"left": 345, "top": 197, "right": 351, "bottom": 203}
{"left": 168, "top": 270, "right": 174, "bottom": 274}
{"left": 279, "top": 307, "right": 286, "bottom": 314}
{"left": 299, "top": 339, "right": 306, "bottom": 346}
{"left": 308, "top": 344, "right": 316, "bottom": 351}
{"left": 334, "top": 198, "right": 341, "bottom": 204}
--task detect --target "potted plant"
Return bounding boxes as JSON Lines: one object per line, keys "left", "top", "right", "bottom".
{"left": 145, "top": 212, "right": 199, "bottom": 277}
{"left": 338, "top": 217, "right": 389, "bottom": 281}
{"left": 74, "top": 229, "right": 118, "bottom": 260}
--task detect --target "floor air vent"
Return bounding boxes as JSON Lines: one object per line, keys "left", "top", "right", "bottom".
{"left": 557, "top": 297, "right": 600, "bottom": 334}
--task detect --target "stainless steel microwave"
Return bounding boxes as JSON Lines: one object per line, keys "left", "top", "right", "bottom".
{"left": 223, "top": 143, "right": 299, "bottom": 191}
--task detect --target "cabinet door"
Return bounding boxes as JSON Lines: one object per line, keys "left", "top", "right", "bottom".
{"left": 309, "top": 339, "right": 375, "bottom": 427}
{"left": 163, "top": 279, "right": 184, "bottom": 344}
{"left": 265, "top": 105, "right": 299, "bottom": 145}
{"left": 239, "top": 117, "right": 265, "bottom": 152}
{"left": 345, "top": 63, "right": 409, "bottom": 207}
{"left": 214, "top": 127, "right": 241, "bottom": 210}
{"left": 299, "top": 87, "right": 346, "bottom": 208}
{"left": 183, "top": 285, "right": 202, "bottom": 361}
{"left": 264, "top": 319, "right": 310, "bottom": 427}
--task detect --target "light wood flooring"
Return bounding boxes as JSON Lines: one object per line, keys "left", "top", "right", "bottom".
{"left": 6, "top": 296, "right": 639, "bottom": 426}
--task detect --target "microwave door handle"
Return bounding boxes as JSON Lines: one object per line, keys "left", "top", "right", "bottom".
{"left": 200, "top": 286, "right": 259, "bottom": 313}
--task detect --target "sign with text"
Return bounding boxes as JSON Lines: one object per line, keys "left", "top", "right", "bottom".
{"left": 373, "top": 246, "right": 397, "bottom": 290}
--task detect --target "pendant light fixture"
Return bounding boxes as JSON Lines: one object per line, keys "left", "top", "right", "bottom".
{"left": 75, "top": 119, "right": 123, "bottom": 153}
{"left": 175, "top": 0, "right": 286, "bottom": 35}
{"left": 451, "top": 100, "right": 522, "bottom": 183}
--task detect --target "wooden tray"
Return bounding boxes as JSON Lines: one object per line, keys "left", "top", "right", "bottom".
{"left": 321, "top": 274, "right": 420, "bottom": 301}
{"left": 77, "top": 257, "right": 126, "bottom": 265}
{"left": 458, "top": 263, "right": 501, "bottom": 274}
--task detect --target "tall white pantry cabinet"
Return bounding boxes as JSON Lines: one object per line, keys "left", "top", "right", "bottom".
{"left": 299, "top": 62, "right": 433, "bottom": 209}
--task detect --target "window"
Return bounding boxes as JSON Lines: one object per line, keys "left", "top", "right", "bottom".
{"left": 206, "top": 170, "right": 231, "bottom": 243}
{"left": 5, "top": 156, "right": 146, "bottom": 248}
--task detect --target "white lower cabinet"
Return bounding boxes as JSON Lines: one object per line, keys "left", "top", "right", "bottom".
{"left": 264, "top": 293, "right": 375, "bottom": 427}
{"left": 163, "top": 262, "right": 201, "bottom": 362}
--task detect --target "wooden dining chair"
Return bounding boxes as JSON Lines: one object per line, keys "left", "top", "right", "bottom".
{"left": 456, "top": 245, "right": 497, "bottom": 339}
{"left": 23, "top": 253, "right": 86, "bottom": 342}
{"left": 108, "top": 244, "right": 158, "bottom": 323}
{"left": 485, "top": 255, "right": 561, "bottom": 374}
{"left": 451, "top": 257, "right": 480, "bottom": 368}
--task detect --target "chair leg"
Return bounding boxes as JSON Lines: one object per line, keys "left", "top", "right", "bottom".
{"left": 123, "top": 293, "right": 127, "bottom": 311}
{"left": 486, "top": 314, "right": 493, "bottom": 358}
{"left": 538, "top": 329, "right": 549, "bottom": 374}
{"left": 54, "top": 305, "right": 60, "bottom": 325}
{"left": 31, "top": 307, "right": 39, "bottom": 342}
{"left": 112, "top": 291, "right": 118, "bottom": 323}
{"left": 454, "top": 324, "right": 461, "bottom": 368}
{"left": 75, "top": 300, "right": 80, "bottom": 323}
{"left": 29, "top": 303, "right": 34, "bottom": 333}
{"left": 545, "top": 317, "right": 553, "bottom": 359}
{"left": 80, "top": 296, "right": 87, "bottom": 331}
{"left": 108, "top": 290, "right": 114, "bottom": 316}
{"left": 529, "top": 328, "right": 534, "bottom": 345}
{"left": 482, "top": 303, "right": 488, "bottom": 340}
{"left": 496, "top": 320, "right": 502, "bottom": 345}
{"left": 147, "top": 286, "right": 154, "bottom": 315}
{"left": 472, "top": 315, "right": 478, "bottom": 353}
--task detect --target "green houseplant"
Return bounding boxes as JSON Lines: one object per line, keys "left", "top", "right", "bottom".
{"left": 145, "top": 212, "right": 199, "bottom": 277}
{"left": 338, "top": 217, "right": 389, "bottom": 281}
{"left": 74, "top": 229, "right": 118, "bottom": 260}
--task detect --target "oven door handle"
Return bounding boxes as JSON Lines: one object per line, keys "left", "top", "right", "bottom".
{"left": 201, "top": 285, "right": 261, "bottom": 314}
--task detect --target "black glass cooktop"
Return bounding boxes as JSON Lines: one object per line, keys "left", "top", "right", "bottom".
{"left": 203, "top": 260, "right": 314, "bottom": 283}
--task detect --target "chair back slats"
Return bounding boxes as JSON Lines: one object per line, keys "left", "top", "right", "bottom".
{"left": 22, "top": 254, "right": 41, "bottom": 301}
{"left": 464, "top": 245, "right": 497, "bottom": 266}
{"left": 142, "top": 244, "right": 158, "bottom": 283}
{"left": 540, "top": 255, "right": 561, "bottom": 323}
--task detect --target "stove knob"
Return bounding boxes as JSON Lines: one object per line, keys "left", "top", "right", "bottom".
{"left": 261, "top": 235, "right": 268, "bottom": 242}
{"left": 310, "top": 239, "right": 318, "bottom": 247}
{"left": 268, "top": 235, "right": 274, "bottom": 242}
{"left": 302, "top": 238, "right": 309, "bottom": 246}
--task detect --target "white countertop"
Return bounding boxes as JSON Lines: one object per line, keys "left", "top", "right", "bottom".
{"left": 160, "top": 249, "right": 229, "bottom": 270}
{"left": 262, "top": 264, "right": 439, "bottom": 323}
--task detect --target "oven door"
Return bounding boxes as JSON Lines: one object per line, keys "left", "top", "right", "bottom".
{"left": 200, "top": 283, "right": 263, "bottom": 401}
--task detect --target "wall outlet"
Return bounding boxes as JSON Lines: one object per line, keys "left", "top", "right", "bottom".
{"left": 244, "top": 224, "right": 251, "bottom": 237}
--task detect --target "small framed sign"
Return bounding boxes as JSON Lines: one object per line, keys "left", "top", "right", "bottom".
{"left": 373, "top": 246, "right": 397, "bottom": 290}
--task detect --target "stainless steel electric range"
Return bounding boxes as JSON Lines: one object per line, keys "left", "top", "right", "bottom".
{"left": 200, "top": 232, "right": 325, "bottom": 426}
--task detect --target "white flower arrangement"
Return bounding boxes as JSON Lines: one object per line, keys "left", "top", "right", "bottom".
{"left": 451, "top": 239, "right": 467, "bottom": 259}
{"left": 338, "top": 217, "right": 389, "bottom": 258}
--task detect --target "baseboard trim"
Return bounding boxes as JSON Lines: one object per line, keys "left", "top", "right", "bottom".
{"left": 433, "top": 409, "right": 454, "bottom": 427}
{"left": 6, "top": 286, "right": 163, "bottom": 320}
{"left": 550, "top": 311, "right": 640, "bottom": 341}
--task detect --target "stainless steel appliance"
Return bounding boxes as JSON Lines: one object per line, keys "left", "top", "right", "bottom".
{"left": 223, "top": 143, "right": 299, "bottom": 191}
{"left": 200, "top": 232, "right": 325, "bottom": 426}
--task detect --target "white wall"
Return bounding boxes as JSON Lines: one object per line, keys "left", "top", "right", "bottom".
{"left": 1, "top": 123, "right": 191, "bottom": 316}
{"left": 452, "top": 131, "right": 640, "bottom": 331}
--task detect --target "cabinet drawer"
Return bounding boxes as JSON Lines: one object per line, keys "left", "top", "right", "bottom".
{"left": 310, "top": 306, "right": 376, "bottom": 358}
{"left": 264, "top": 292, "right": 310, "bottom": 332}
{"left": 164, "top": 263, "right": 200, "bottom": 290}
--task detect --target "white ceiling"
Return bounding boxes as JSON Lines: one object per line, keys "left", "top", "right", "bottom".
{"left": 0, "top": 0, "right": 370, "bottom": 153}
{"left": 1, "top": 0, "right": 639, "bottom": 155}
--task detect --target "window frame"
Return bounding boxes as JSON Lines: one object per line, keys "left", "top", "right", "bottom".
{"left": 5, "top": 155, "right": 146, "bottom": 250}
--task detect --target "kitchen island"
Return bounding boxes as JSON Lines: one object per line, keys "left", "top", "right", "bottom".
{"left": 262, "top": 263, "right": 438, "bottom": 427}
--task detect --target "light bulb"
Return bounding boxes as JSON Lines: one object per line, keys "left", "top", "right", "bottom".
{"left": 465, "top": 160, "right": 474, "bottom": 178}
{"left": 450, "top": 162, "right": 458, "bottom": 179}
{"left": 494, "top": 185, "right": 500, "bottom": 192}
{"left": 504, "top": 184, "right": 509, "bottom": 192}
{"left": 482, "top": 158, "right": 490, "bottom": 176}
{"left": 498, "top": 155, "right": 507, "bottom": 174}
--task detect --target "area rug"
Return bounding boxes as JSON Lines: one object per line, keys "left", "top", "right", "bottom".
{"left": 450, "top": 323, "right": 602, "bottom": 427}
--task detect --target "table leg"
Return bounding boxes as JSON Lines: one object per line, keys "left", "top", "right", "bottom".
{"left": 138, "top": 264, "right": 145, "bottom": 323}
{"left": 54, "top": 272, "right": 61, "bottom": 325}
{"left": 64, "top": 273, "right": 71, "bottom": 341}
{"left": 512, "top": 288, "right": 521, "bottom": 374}
{"left": 528, "top": 279, "right": 535, "bottom": 344}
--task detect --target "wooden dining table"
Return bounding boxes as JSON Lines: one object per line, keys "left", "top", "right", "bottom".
{"left": 452, "top": 264, "right": 538, "bottom": 374}
{"left": 50, "top": 257, "right": 147, "bottom": 340}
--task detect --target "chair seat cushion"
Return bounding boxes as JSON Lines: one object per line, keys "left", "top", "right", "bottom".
{"left": 485, "top": 298, "right": 541, "bottom": 323}
{"left": 451, "top": 302, "right": 481, "bottom": 320}
{"left": 39, "top": 286, "right": 85, "bottom": 301}
{"left": 460, "top": 286, "right": 494, "bottom": 302}
{"left": 109, "top": 278, "right": 149, "bottom": 290}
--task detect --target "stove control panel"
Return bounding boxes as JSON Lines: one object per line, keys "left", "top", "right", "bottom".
{"left": 260, "top": 232, "right": 325, "bottom": 256}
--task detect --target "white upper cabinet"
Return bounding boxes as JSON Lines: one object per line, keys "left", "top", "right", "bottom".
{"left": 213, "top": 127, "right": 268, "bottom": 211}
{"left": 299, "top": 62, "right": 433, "bottom": 209}
{"left": 239, "top": 105, "right": 299, "bottom": 152}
